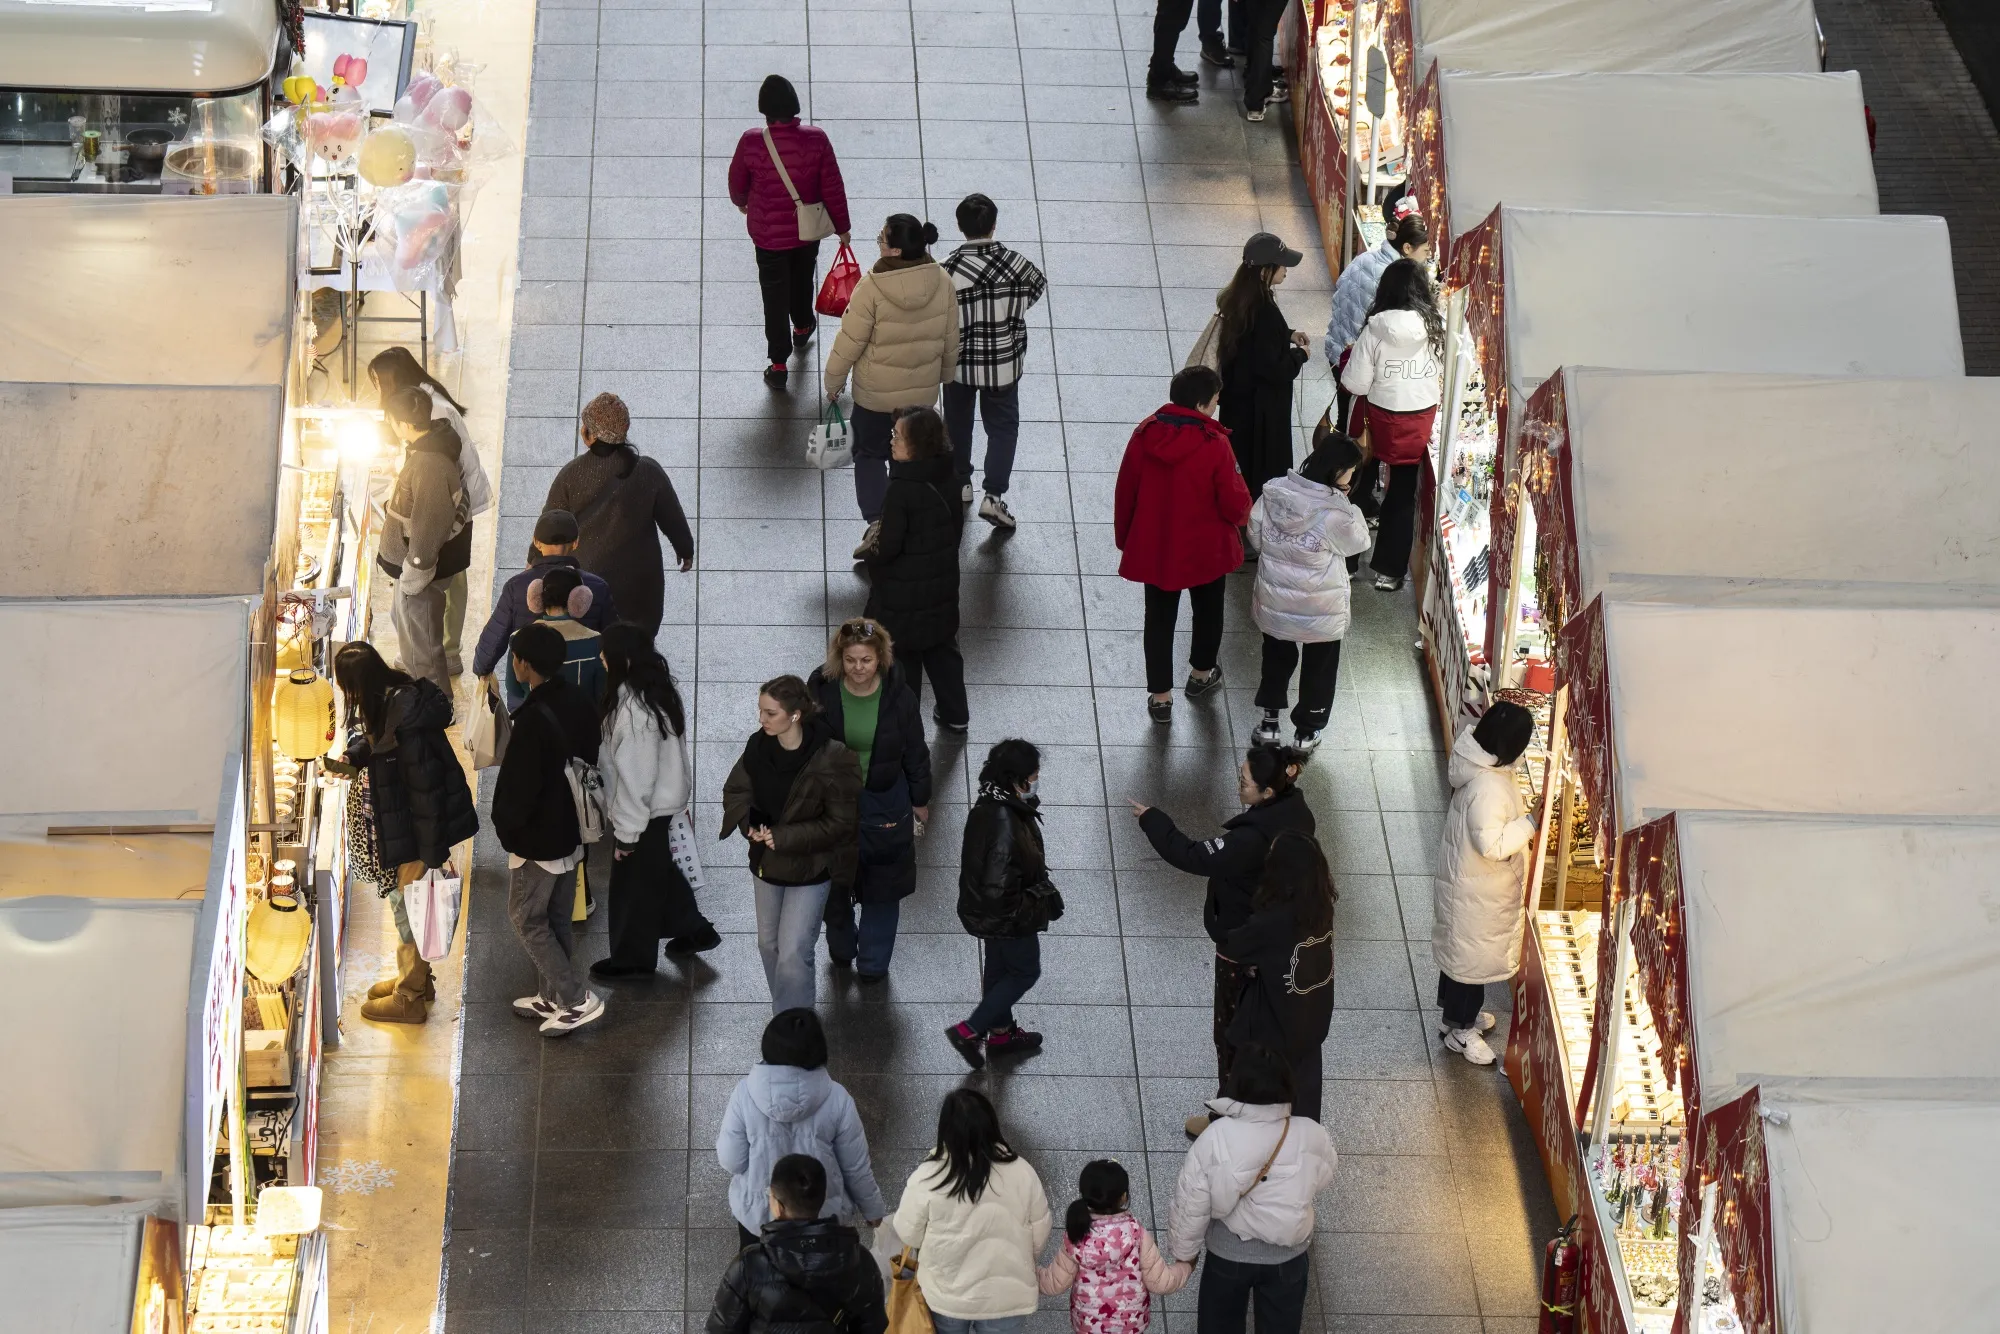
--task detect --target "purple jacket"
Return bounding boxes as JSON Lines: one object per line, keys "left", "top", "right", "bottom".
{"left": 728, "top": 119, "right": 851, "bottom": 251}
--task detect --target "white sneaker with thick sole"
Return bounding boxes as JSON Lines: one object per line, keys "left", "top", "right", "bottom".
{"left": 1253, "top": 713, "right": 1284, "bottom": 746}
{"left": 979, "top": 493, "right": 1017, "bottom": 530}
{"left": 961, "top": 482, "right": 975, "bottom": 505}
{"left": 1292, "top": 729, "right": 1322, "bottom": 754}
{"left": 512, "top": 994, "right": 560, "bottom": 1021}
{"left": 1475, "top": 1011, "right": 1498, "bottom": 1033}
{"left": 1373, "top": 573, "right": 1404, "bottom": 592}
{"left": 540, "top": 990, "right": 607, "bottom": 1036}
{"left": 1443, "top": 1027, "right": 1497, "bottom": 1065}
{"left": 1245, "top": 106, "right": 1267, "bottom": 122}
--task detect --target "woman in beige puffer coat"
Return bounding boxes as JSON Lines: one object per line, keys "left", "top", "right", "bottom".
{"left": 824, "top": 212, "right": 959, "bottom": 549}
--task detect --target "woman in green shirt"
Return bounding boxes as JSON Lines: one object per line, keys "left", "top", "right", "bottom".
{"left": 806, "top": 618, "right": 933, "bottom": 981}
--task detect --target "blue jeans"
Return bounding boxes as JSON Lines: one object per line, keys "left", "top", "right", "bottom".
{"left": 943, "top": 381, "right": 1020, "bottom": 496}
{"left": 967, "top": 935, "right": 1041, "bottom": 1034}
{"left": 826, "top": 897, "right": 901, "bottom": 976}
{"left": 932, "top": 1316, "right": 1025, "bottom": 1334}
{"left": 755, "top": 878, "right": 831, "bottom": 1013}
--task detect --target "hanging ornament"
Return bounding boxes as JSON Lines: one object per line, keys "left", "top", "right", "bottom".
{"left": 245, "top": 887, "right": 312, "bottom": 984}
{"left": 273, "top": 668, "right": 337, "bottom": 760}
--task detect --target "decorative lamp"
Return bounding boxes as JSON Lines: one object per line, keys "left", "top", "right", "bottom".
{"left": 245, "top": 887, "right": 311, "bottom": 984}
{"left": 273, "top": 668, "right": 337, "bottom": 760}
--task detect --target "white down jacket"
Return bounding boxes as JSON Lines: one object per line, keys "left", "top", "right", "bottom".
{"left": 894, "top": 1154, "right": 1051, "bottom": 1319}
{"left": 1166, "top": 1098, "right": 1337, "bottom": 1262}
{"left": 1431, "top": 725, "right": 1536, "bottom": 985}
{"left": 1339, "top": 307, "right": 1443, "bottom": 413}
{"left": 1248, "top": 471, "right": 1374, "bottom": 643}
{"left": 598, "top": 685, "right": 693, "bottom": 845}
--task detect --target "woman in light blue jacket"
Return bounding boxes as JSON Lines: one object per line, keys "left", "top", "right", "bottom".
{"left": 1322, "top": 211, "right": 1429, "bottom": 433}
{"left": 718, "top": 1007, "right": 889, "bottom": 1246}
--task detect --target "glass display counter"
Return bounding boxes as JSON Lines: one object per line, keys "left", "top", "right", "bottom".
{"left": 0, "top": 86, "right": 269, "bottom": 194}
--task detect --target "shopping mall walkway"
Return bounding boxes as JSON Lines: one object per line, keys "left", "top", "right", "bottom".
{"left": 441, "top": 1, "right": 1555, "bottom": 1328}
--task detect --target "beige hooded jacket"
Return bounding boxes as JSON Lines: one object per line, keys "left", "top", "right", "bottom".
{"left": 824, "top": 257, "right": 960, "bottom": 411}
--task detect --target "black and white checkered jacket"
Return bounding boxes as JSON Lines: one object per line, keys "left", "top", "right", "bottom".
{"left": 939, "top": 240, "right": 1048, "bottom": 389}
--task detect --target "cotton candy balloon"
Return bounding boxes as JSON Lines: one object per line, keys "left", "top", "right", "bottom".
{"left": 357, "top": 124, "right": 416, "bottom": 186}
{"left": 403, "top": 73, "right": 442, "bottom": 112}
{"left": 385, "top": 182, "right": 453, "bottom": 270}
{"left": 420, "top": 85, "right": 473, "bottom": 133}
{"left": 305, "top": 110, "right": 364, "bottom": 165}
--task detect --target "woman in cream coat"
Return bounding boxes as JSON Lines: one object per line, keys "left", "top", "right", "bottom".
{"left": 893, "top": 1089, "right": 1050, "bottom": 1334}
{"left": 589, "top": 624, "right": 720, "bottom": 980}
{"left": 1430, "top": 701, "right": 1537, "bottom": 1066}
{"left": 824, "top": 212, "right": 960, "bottom": 553}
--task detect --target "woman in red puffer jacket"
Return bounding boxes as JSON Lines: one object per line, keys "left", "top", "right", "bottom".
{"left": 1114, "top": 365, "right": 1253, "bottom": 725}
{"left": 728, "top": 75, "right": 852, "bottom": 387}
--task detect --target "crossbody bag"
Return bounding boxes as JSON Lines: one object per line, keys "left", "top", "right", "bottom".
{"left": 762, "top": 126, "right": 836, "bottom": 243}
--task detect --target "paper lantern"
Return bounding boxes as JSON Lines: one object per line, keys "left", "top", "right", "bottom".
{"left": 246, "top": 890, "right": 311, "bottom": 984}
{"left": 273, "top": 668, "right": 336, "bottom": 760}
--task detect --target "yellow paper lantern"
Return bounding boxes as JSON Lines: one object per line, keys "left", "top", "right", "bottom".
{"left": 246, "top": 890, "right": 312, "bottom": 984}
{"left": 273, "top": 668, "right": 337, "bottom": 760}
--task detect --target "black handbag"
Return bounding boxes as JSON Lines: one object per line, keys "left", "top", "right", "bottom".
{"left": 856, "top": 775, "right": 914, "bottom": 867}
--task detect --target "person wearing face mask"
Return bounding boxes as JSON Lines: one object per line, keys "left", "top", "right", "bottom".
{"left": 1127, "top": 744, "right": 1314, "bottom": 1137}
{"left": 1216, "top": 233, "right": 1311, "bottom": 500}
{"left": 805, "top": 619, "right": 933, "bottom": 983}
{"left": 1323, "top": 209, "right": 1430, "bottom": 440}
{"left": 1340, "top": 258, "right": 1446, "bottom": 592}
{"left": 721, "top": 675, "right": 864, "bottom": 1014}
{"left": 823, "top": 213, "right": 960, "bottom": 558}
{"left": 545, "top": 391, "right": 695, "bottom": 639}
{"left": 1115, "top": 365, "right": 1254, "bottom": 726}
{"left": 947, "top": 739, "right": 1059, "bottom": 1069}
{"left": 377, "top": 387, "right": 470, "bottom": 694}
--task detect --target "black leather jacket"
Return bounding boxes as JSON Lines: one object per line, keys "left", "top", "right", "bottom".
{"left": 705, "top": 1218, "right": 887, "bottom": 1334}
{"left": 957, "top": 787, "right": 1052, "bottom": 939}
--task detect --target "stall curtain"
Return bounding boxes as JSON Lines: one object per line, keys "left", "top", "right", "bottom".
{"left": 1624, "top": 814, "right": 1698, "bottom": 1120}
{"left": 1688, "top": 1088, "right": 1777, "bottom": 1334}
{"left": 1404, "top": 67, "right": 1450, "bottom": 263}
{"left": 1441, "top": 205, "right": 1509, "bottom": 484}
{"left": 1383, "top": 0, "right": 1417, "bottom": 109}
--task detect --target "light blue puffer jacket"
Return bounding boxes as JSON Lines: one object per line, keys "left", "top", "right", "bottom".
{"left": 718, "top": 1063, "right": 889, "bottom": 1231}
{"left": 1322, "top": 239, "right": 1400, "bottom": 361}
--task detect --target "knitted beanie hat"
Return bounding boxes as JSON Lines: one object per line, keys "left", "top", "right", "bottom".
{"left": 581, "top": 391, "right": 630, "bottom": 444}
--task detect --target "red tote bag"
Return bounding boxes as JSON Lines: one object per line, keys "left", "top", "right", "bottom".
{"left": 816, "top": 243, "right": 862, "bottom": 317}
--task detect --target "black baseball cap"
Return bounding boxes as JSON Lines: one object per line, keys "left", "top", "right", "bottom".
{"left": 534, "top": 509, "right": 580, "bottom": 545}
{"left": 1242, "top": 231, "right": 1303, "bottom": 267}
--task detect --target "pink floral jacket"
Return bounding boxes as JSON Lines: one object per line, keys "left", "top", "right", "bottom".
{"left": 1036, "top": 1213, "right": 1193, "bottom": 1334}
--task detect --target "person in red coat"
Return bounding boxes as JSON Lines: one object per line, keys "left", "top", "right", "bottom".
{"left": 1115, "top": 365, "right": 1254, "bottom": 725}
{"left": 728, "top": 75, "right": 852, "bottom": 388}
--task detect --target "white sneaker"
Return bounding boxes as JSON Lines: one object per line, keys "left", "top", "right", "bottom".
{"left": 1252, "top": 712, "right": 1284, "bottom": 746}
{"left": 979, "top": 493, "right": 1017, "bottom": 529}
{"left": 1475, "top": 1011, "right": 1498, "bottom": 1033}
{"left": 1443, "top": 1026, "right": 1497, "bottom": 1065}
{"left": 540, "top": 989, "right": 606, "bottom": 1036}
{"left": 1292, "top": 728, "right": 1322, "bottom": 754}
{"left": 961, "top": 482, "right": 975, "bottom": 505}
{"left": 512, "top": 994, "right": 560, "bottom": 1021}
{"left": 1245, "top": 106, "right": 1267, "bottom": 122}
{"left": 1373, "top": 573, "right": 1404, "bottom": 592}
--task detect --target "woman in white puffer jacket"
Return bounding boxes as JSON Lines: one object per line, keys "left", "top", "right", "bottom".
{"left": 1166, "top": 1044, "right": 1336, "bottom": 1334}
{"left": 1247, "top": 431, "right": 1373, "bottom": 753}
{"left": 1431, "top": 701, "right": 1538, "bottom": 1067}
{"left": 590, "top": 624, "right": 720, "bottom": 981}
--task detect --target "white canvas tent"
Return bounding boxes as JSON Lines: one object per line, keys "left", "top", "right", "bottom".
{"left": 1423, "top": 72, "right": 1876, "bottom": 252}
{"left": 0, "top": 1204, "right": 152, "bottom": 1331}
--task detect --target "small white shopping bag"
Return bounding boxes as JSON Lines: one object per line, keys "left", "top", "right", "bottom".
{"left": 808, "top": 400, "right": 854, "bottom": 470}
{"left": 405, "top": 864, "right": 464, "bottom": 962}
{"left": 667, "top": 808, "right": 707, "bottom": 894}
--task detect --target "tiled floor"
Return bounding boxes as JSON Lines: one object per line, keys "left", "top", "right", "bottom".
{"left": 444, "top": 0, "right": 1555, "bottom": 1329}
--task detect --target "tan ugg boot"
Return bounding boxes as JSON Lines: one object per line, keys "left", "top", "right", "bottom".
{"left": 361, "top": 985, "right": 428, "bottom": 1024}
{"left": 361, "top": 944, "right": 434, "bottom": 1020}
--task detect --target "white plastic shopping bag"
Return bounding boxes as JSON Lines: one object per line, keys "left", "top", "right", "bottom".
{"left": 808, "top": 399, "right": 855, "bottom": 470}
{"left": 465, "top": 680, "right": 509, "bottom": 768}
{"left": 405, "top": 864, "right": 464, "bottom": 962}
{"left": 667, "top": 808, "right": 707, "bottom": 894}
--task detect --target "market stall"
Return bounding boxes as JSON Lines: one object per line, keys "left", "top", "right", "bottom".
{"left": 0, "top": 1203, "right": 182, "bottom": 1333}
{"left": 1421, "top": 207, "right": 1962, "bottom": 726}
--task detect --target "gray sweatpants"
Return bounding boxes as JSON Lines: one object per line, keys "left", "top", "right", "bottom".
{"left": 392, "top": 579, "right": 451, "bottom": 695}
{"left": 509, "top": 860, "right": 586, "bottom": 1007}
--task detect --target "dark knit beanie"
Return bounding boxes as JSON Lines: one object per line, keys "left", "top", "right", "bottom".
{"left": 758, "top": 75, "right": 801, "bottom": 122}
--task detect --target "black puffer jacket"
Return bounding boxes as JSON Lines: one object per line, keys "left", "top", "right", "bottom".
{"left": 345, "top": 679, "right": 478, "bottom": 871}
{"left": 1138, "top": 784, "right": 1316, "bottom": 945}
{"left": 958, "top": 786, "right": 1052, "bottom": 938}
{"left": 864, "top": 455, "right": 962, "bottom": 652}
{"left": 807, "top": 664, "right": 933, "bottom": 903}
{"left": 492, "top": 676, "right": 602, "bottom": 861}
{"left": 706, "top": 1217, "right": 887, "bottom": 1334}
{"left": 1224, "top": 897, "right": 1336, "bottom": 1064}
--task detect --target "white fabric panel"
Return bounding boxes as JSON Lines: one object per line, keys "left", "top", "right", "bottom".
{"left": 1438, "top": 73, "right": 1877, "bottom": 240}
{"left": 1763, "top": 1093, "right": 2000, "bottom": 1334}
{"left": 0, "top": 902, "right": 196, "bottom": 1212}
{"left": 1410, "top": 0, "right": 1820, "bottom": 80}
{"left": 0, "top": 196, "right": 296, "bottom": 387}
{"left": 1600, "top": 600, "right": 2000, "bottom": 828}
{"left": 0, "top": 600, "right": 249, "bottom": 833}
{"left": 0, "top": 1204, "right": 149, "bottom": 1332}
{"left": 1501, "top": 209, "right": 1964, "bottom": 411}
{"left": 0, "top": 0, "right": 279, "bottom": 91}
{"left": 1676, "top": 814, "right": 2000, "bottom": 1103}
{"left": 1563, "top": 371, "right": 2000, "bottom": 599}
{"left": 0, "top": 383, "right": 282, "bottom": 597}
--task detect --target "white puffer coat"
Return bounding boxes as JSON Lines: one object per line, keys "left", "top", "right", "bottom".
{"left": 894, "top": 1154, "right": 1050, "bottom": 1319}
{"left": 1431, "top": 725, "right": 1536, "bottom": 985}
{"left": 1339, "top": 307, "right": 1443, "bottom": 413}
{"left": 1166, "top": 1098, "right": 1337, "bottom": 1262}
{"left": 598, "top": 685, "right": 692, "bottom": 846}
{"left": 1247, "top": 471, "right": 1374, "bottom": 643}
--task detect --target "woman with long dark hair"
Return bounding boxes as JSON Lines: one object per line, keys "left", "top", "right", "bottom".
{"left": 589, "top": 623, "right": 720, "bottom": 980}
{"left": 1220, "top": 830, "right": 1337, "bottom": 1121}
{"left": 1340, "top": 257, "right": 1445, "bottom": 591}
{"left": 1216, "top": 232, "right": 1311, "bottom": 499}
{"left": 893, "top": 1090, "right": 1051, "bottom": 1334}
{"left": 332, "top": 640, "right": 479, "bottom": 1024}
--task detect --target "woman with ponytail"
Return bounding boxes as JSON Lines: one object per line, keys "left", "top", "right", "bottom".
{"left": 823, "top": 212, "right": 961, "bottom": 557}
{"left": 1038, "top": 1160, "right": 1191, "bottom": 1334}
{"left": 1339, "top": 257, "right": 1446, "bottom": 592}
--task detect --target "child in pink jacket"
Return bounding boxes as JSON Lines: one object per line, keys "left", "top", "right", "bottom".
{"left": 1037, "top": 1160, "right": 1192, "bottom": 1334}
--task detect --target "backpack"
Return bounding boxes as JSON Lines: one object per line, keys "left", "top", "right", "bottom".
{"left": 533, "top": 701, "right": 607, "bottom": 844}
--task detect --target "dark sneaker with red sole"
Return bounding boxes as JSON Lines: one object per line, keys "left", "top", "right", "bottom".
{"left": 985, "top": 1027, "right": 1043, "bottom": 1059}
{"left": 945, "top": 1022, "right": 986, "bottom": 1070}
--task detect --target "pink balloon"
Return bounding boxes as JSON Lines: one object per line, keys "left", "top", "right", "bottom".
{"left": 347, "top": 57, "right": 369, "bottom": 85}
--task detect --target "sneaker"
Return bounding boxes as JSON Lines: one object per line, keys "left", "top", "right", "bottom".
{"left": 540, "top": 990, "right": 607, "bottom": 1036}
{"left": 1443, "top": 1026, "right": 1498, "bottom": 1066}
{"left": 1184, "top": 666, "right": 1224, "bottom": 700}
{"left": 1200, "top": 37, "right": 1234, "bottom": 67}
{"left": 1245, "top": 105, "right": 1267, "bottom": 122}
{"left": 852, "top": 520, "right": 883, "bottom": 561}
{"left": 664, "top": 924, "right": 723, "bottom": 955}
{"left": 512, "top": 994, "right": 560, "bottom": 1021}
{"left": 945, "top": 1021, "right": 986, "bottom": 1071}
{"left": 1148, "top": 696, "right": 1174, "bottom": 724}
{"left": 1147, "top": 81, "right": 1199, "bottom": 104}
{"left": 961, "top": 481, "right": 975, "bottom": 505}
{"left": 856, "top": 970, "right": 889, "bottom": 986}
{"left": 1268, "top": 80, "right": 1291, "bottom": 104}
{"left": 792, "top": 326, "right": 814, "bottom": 352}
{"left": 1475, "top": 1011, "right": 1498, "bottom": 1033}
{"left": 985, "top": 1026, "right": 1043, "bottom": 1058}
{"left": 588, "top": 959, "right": 656, "bottom": 981}
{"left": 1166, "top": 65, "right": 1199, "bottom": 86}
{"left": 1184, "top": 1113, "right": 1212, "bottom": 1141}
{"left": 1373, "top": 573, "right": 1405, "bottom": 592}
{"left": 932, "top": 709, "right": 969, "bottom": 735}
{"left": 763, "top": 362, "right": 787, "bottom": 388}
{"left": 1292, "top": 728, "right": 1322, "bottom": 754}
{"left": 1253, "top": 711, "right": 1284, "bottom": 746}
{"left": 978, "top": 493, "right": 1017, "bottom": 530}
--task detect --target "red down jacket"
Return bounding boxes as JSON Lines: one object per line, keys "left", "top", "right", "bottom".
{"left": 727, "top": 118, "right": 852, "bottom": 252}
{"left": 1114, "top": 404, "right": 1253, "bottom": 591}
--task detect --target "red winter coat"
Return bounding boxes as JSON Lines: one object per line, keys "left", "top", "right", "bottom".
{"left": 1114, "top": 405, "right": 1254, "bottom": 590}
{"left": 727, "top": 119, "right": 852, "bottom": 252}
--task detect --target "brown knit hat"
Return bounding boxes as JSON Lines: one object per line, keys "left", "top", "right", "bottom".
{"left": 580, "top": 391, "right": 630, "bottom": 444}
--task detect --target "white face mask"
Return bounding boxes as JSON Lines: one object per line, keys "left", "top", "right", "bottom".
{"left": 1021, "top": 779, "right": 1039, "bottom": 798}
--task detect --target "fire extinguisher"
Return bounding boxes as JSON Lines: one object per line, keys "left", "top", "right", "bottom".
{"left": 1539, "top": 1215, "right": 1581, "bottom": 1334}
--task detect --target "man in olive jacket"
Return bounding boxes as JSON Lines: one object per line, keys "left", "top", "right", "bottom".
{"left": 378, "top": 387, "right": 470, "bottom": 693}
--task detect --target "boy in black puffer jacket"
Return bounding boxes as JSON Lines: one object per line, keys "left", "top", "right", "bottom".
{"left": 708, "top": 1155, "right": 887, "bottom": 1334}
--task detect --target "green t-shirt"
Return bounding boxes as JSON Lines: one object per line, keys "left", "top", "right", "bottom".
{"left": 839, "top": 681, "right": 882, "bottom": 780}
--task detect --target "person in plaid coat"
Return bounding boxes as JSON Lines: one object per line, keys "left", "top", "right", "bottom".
{"left": 940, "top": 193, "right": 1047, "bottom": 531}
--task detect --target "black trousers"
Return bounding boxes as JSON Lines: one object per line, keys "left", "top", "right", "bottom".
{"left": 1197, "top": 0, "right": 1240, "bottom": 45}
{"left": 899, "top": 640, "right": 968, "bottom": 728}
{"left": 1195, "top": 1252, "right": 1311, "bottom": 1334}
{"left": 1438, "top": 972, "right": 1485, "bottom": 1030}
{"left": 1144, "top": 577, "right": 1227, "bottom": 695}
{"left": 1242, "top": 0, "right": 1285, "bottom": 110}
{"left": 1254, "top": 635, "right": 1342, "bottom": 734}
{"left": 1370, "top": 461, "right": 1422, "bottom": 580}
{"left": 1212, "top": 954, "right": 1254, "bottom": 1094}
{"left": 753, "top": 241, "right": 821, "bottom": 366}
{"left": 1149, "top": 0, "right": 1196, "bottom": 81}
{"left": 604, "top": 815, "right": 714, "bottom": 968}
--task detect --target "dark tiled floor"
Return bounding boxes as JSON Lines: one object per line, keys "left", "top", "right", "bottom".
{"left": 448, "top": 0, "right": 1555, "bottom": 1327}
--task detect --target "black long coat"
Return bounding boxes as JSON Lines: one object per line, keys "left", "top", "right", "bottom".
{"left": 807, "top": 664, "right": 932, "bottom": 903}
{"left": 545, "top": 442, "right": 694, "bottom": 638}
{"left": 863, "top": 456, "right": 962, "bottom": 652}
{"left": 348, "top": 679, "right": 479, "bottom": 871}
{"left": 1218, "top": 295, "right": 1309, "bottom": 498}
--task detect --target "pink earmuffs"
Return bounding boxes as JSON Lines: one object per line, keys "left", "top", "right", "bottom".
{"left": 526, "top": 579, "right": 593, "bottom": 619}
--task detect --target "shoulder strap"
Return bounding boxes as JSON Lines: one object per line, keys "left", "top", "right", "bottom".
{"left": 1227, "top": 1118, "right": 1291, "bottom": 1214}
{"left": 761, "top": 126, "right": 804, "bottom": 206}
{"left": 531, "top": 700, "right": 575, "bottom": 761}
